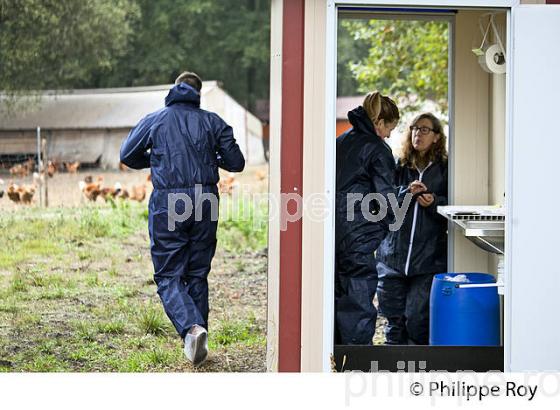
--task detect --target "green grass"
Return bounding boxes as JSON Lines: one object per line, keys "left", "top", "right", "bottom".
{"left": 210, "top": 314, "right": 265, "bottom": 349}
{"left": 218, "top": 199, "right": 267, "bottom": 252}
{"left": 97, "top": 320, "right": 126, "bottom": 335}
{"left": 0, "top": 202, "right": 147, "bottom": 271}
{"left": 73, "top": 320, "right": 97, "bottom": 342}
{"left": 0, "top": 193, "right": 267, "bottom": 372}
{"left": 137, "top": 304, "right": 169, "bottom": 336}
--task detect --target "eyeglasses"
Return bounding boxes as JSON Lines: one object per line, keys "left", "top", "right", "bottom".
{"left": 410, "top": 125, "right": 435, "bottom": 135}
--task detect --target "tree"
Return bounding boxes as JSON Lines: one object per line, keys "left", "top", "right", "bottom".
{"left": 341, "top": 19, "right": 449, "bottom": 117}
{"left": 95, "top": 0, "right": 270, "bottom": 112}
{"left": 0, "top": 0, "right": 139, "bottom": 104}
{"left": 1, "top": 0, "right": 270, "bottom": 113}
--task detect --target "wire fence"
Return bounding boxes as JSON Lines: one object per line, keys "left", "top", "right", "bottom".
{"left": 0, "top": 127, "right": 153, "bottom": 210}
{"left": 0, "top": 130, "right": 267, "bottom": 211}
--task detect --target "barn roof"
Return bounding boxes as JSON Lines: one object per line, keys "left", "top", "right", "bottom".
{"left": 0, "top": 82, "right": 225, "bottom": 130}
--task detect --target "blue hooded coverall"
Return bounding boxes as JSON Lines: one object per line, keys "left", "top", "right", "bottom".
{"left": 120, "top": 82, "right": 245, "bottom": 338}
{"left": 335, "top": 106, "right": 397, "bottom": 345}
{"left": 376, "top": 159, "right": 448, "bottom": 345}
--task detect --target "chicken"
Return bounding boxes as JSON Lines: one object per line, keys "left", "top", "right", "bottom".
{"left": 129, "top": 184, "right": 146, "bottom": 202}
{"left": 9, "top": 164, "right": 27, "bottom": 178}
{"left": 65, "top": 161, "right": 80, "bottom": 173}
{"left": 114, "top": 182, "right": 129, "bottom": 200}
{"left": 99, "top": 183, "right": 123, "bottom": 201}
{"left": 9, "top": 158, "right": 36, "bottom": 178}
{"left": 33, "top": 172, "right": 45, "bottom": 187}
{"left": 46, "top": 161, "right": 58, "bottom": 178}
{"left": 128, "top": 174, "right": 151, "bottom": 202}
{"left": 19, "top": 184, "right": 36, "bottom": 204}
{"left": 255, "top": 169, "right": 267, "bottom": 181}
{"left": 218, "top": 173, "right": 238, "bottom": 195}
{"left": 78, "top": 176, "right": 103, "bottom": 202}
{"left": 6, "top": 182, "right": 36, "bottom": 204}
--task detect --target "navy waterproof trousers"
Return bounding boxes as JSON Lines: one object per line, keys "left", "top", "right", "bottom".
{"left": 335, "top": 237, "right": 382, "bottom": 345}
{"left": 148, "top": 186, "right": 218, "bottom": 338}
{"left": 377, "top": 262, "right": 435, "bottom": 345}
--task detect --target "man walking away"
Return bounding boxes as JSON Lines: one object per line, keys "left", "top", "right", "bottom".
{"left": 120, "top": 71, "right": 245, "bottom": 366}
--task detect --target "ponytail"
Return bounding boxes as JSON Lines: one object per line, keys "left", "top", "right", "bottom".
{"left": 363, "top": 91, "right": 399, "bottom": 125}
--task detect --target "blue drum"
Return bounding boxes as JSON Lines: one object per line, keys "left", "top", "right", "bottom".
{"left": 430, "top": 273, "right": 500, "bottom": 346}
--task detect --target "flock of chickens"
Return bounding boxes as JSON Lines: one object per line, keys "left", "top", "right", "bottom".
{"left": 0, "top": 158, "right": 267, "bottom": 206}
{"left": 78, "top": 174, "right": 150, "bottom": 203}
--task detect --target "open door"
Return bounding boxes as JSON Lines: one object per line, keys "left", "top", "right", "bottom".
{"left": 507, "top": 4, "right": 560, "bottom": 371}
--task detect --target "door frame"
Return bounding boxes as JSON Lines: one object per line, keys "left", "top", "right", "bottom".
{"left": 316, "top": 0, "right": 517, "bottom": 372}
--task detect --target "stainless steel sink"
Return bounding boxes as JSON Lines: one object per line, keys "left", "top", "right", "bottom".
{"left": 437, "top": 206, "right": 505, "bottom": 255}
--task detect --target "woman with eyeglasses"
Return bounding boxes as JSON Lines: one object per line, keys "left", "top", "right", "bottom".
{"left": 375, "top": 112, "right": 448, "bottom": 345}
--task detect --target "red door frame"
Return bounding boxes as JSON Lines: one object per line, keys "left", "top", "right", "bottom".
{"left": 278, "top": 0, "right": 305, "bottom": 372}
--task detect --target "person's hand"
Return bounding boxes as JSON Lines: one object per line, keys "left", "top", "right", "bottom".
{"left": 409, "top": 180, "right": 426, "bottom": 195}
{"left": 417, "top": 193, "right": 434, "bottom": 207}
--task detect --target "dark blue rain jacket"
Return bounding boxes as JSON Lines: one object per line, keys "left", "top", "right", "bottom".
{"left": 120, "top": 82, "right": 245, "bottom": 184}
{"left": 335, "top": 106, "right": 397, "bottom": 249}
{"left": 377, "top": 159, "right": 448, "bottom": 276}
{"left": 334, "top": 106, "right": 397, "bottom": 345}
{"left": 119, "top": 82, "right": 245, "bottom": 338}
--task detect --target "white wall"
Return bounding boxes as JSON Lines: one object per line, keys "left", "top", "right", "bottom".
{"left": 452, "top": 10, "right": 492, "bottom": 272}
{"left": 203, "top": 87, "right": 266, "bottom": 165}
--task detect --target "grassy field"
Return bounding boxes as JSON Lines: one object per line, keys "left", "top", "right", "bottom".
{"left": 0, "top": 197, "right": 268, "bottom": 372}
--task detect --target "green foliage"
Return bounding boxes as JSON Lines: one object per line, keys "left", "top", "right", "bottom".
{"left": 341, "top": 19, "right": 449, "bottom": 116}
{"left": 102, "top": 0, "right": 270, "bottom": 111}
{"left": 0, "top": 0, "right": 270, "bottom": 113}
{"left": 0, "top": 0, "right": 139, "bottom": 108}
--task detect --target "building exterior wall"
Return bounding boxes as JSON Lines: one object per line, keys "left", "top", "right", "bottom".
{"left": 336, "top": 120, "right": 351, "bottom": 136}
{"left": 266, "top": 0, "right": 284, "bottom": 372}
{"left": 0, "top": 128, "right": 128, "bottom": 169}
{"left": 301, "top": 0, "right": 329, "bottom": 372}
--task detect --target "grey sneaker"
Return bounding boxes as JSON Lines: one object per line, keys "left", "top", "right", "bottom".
{"left": 184, "top": 324, "right": 208, "bottom": 366}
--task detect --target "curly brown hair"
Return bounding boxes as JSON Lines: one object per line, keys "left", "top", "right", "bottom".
{"left": 400, "top": 113, "right": 448, "bottom": 169}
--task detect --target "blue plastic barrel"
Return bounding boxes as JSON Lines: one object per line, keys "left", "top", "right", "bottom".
{"left": 430, "top": 273, "right": 500, "bottom": 346}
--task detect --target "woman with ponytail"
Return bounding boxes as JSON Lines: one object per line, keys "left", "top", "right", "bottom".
{"left": 335, "top": 91, "right": 400, "bottom": 345}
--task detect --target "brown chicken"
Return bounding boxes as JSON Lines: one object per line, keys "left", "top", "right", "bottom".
{"left": 47, "top": 161, "right": 58, "bottom": 178}
{"left": 6, "top": 183, "right": 36, "bottom": 204}
{"left": 128, "top": 174, "right": 151, "bottom": 202}
{"left": 19, "top": 185, "right": 36, "bottom": 204}
{"left": 65, "top": 161, "right": 80, "bottom": 173}
{"left": 255, "top": 169, "right": 267, "bottom": 181}
{"left": 99, "top": 183, "right": 123, "bottom": 201}
{"left": 115, "top": 182, "right": 130, "bottom": 200}
{"left": 218, "top": 173, "right": 238, "bottom": 195}
{"left": 128, "top": 184, "right": 146, "bottom": 202}
{"left": 79, "top": 176, "right": 103, "bottom": 202}
{"left": 9, "top": 159, "right": 34, "bottom": 178}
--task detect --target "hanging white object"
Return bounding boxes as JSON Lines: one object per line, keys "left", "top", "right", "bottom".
{"left": 473, "top": 14, "right": 506, "bottom": 74}
{"left": 479, "top": 44, "right": 507, "bottom": 74}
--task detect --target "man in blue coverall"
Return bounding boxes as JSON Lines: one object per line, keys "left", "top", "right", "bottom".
{"left": 120, "top": 71, "right": 245, "bottom": 366}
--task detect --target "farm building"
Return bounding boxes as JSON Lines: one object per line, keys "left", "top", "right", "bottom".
{"left": 267, "top": 0, "right": 560, "bottom": 373}
{"left": 0, "top": 82, "right": 265, "bottom": 169}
